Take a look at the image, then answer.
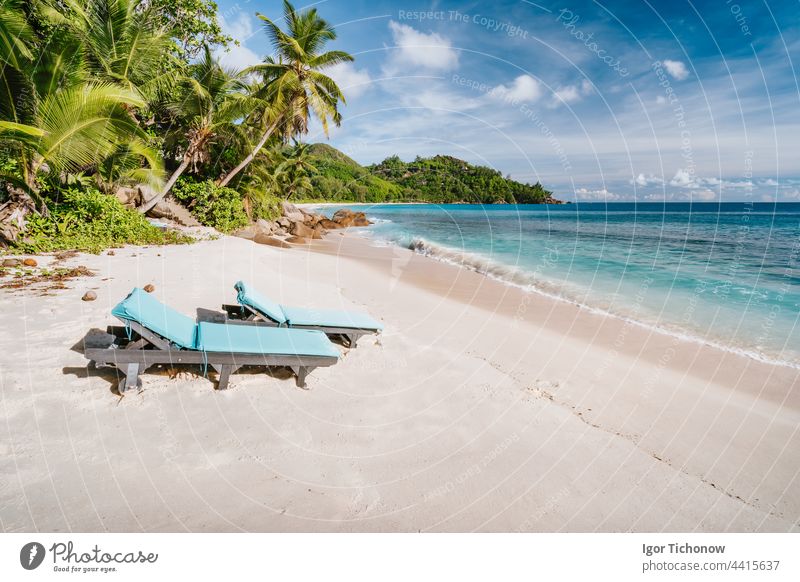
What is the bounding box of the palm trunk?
[216,119,280,188]
[138,155,191,214]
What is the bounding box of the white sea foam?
[399,236,800,370]
[407,237,540,289]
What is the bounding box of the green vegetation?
[298,146,557,204]
[215,2,352,187]
[0,0,352,250]
[301,144,404,203]
[0,0,557,256]
[370,155,556,204]
[16,188,189,253]
[172,179,248,233]
[148,0,232,60]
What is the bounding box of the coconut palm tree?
[273,143,315,200]
[216,0,353,187]
[0,84,151,185]
[37,0,175,95]
[36,0,176,194]
[138,46,249,213]
[0,1,160,242]
[0,1,157,188]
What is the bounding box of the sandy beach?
[1,231,798,532]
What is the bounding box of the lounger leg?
[294,366,314,389]
[119,362,140,394]
[345,333,361,348]
[217,364,233,390]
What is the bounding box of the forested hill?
[369,155,559,204]
[306,145,560,204]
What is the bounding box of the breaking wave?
[400,236,800,370]
[407,237,540,289]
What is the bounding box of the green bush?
[172,178,249,232]
[15,188,191,254]
[248,191,282,221]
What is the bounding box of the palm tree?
[139,46,249,213]
[216,0,352,188]
[0,84,150,185]
[38,0,177,194]
[273,143,315,200]
[38,0,175,95]
[0,1,160,242]
[0,1,157,189]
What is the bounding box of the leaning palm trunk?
[216,118,280,188]
[138,155,191,214]
[0,190,36,246]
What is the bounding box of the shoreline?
[343,231,800,372]
[0,232,798,532]
[312,231,800,411]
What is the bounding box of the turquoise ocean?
[315,202,800,367]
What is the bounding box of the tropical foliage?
[16,188,189,253]
[139,45,248,212]
[301,146,557,204]
[171,178,248,233]
[0,0,556,253]
[370,155,556,204]
[0,0,352,249]
[216,0,352,187]
[0,0,163,195]
[303,144,403,203]
[148,0,232,60]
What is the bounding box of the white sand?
[0,232,798,532]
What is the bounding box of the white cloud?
[215,13,262,70]
[662,59,689,81]
[489,75,541,104]
[555,85,581,104]
[574,187,620,200]
[669,168,757,191]
[722,180,754,189]
[549,79,593,107]
[409,88,479,111]
[327,62,372,99]
[655,95,666,105]
[670,168,695,187]
[631,173,664,186]
[386,21,458,72]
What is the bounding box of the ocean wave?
[407,237,540,288]
[398,236,800,370]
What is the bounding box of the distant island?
[304,144,561,205]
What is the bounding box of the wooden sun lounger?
[225,281,384,349]
[221,303,375,348]
[85,322,338,393]
[83,288,339,393]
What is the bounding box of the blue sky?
[213,0,799,201]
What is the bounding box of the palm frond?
[35,82,145,174]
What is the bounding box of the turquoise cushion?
[197,322,339,358]
[111,288,198,349]
[280,305,384,331]
[235,280,287,324]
